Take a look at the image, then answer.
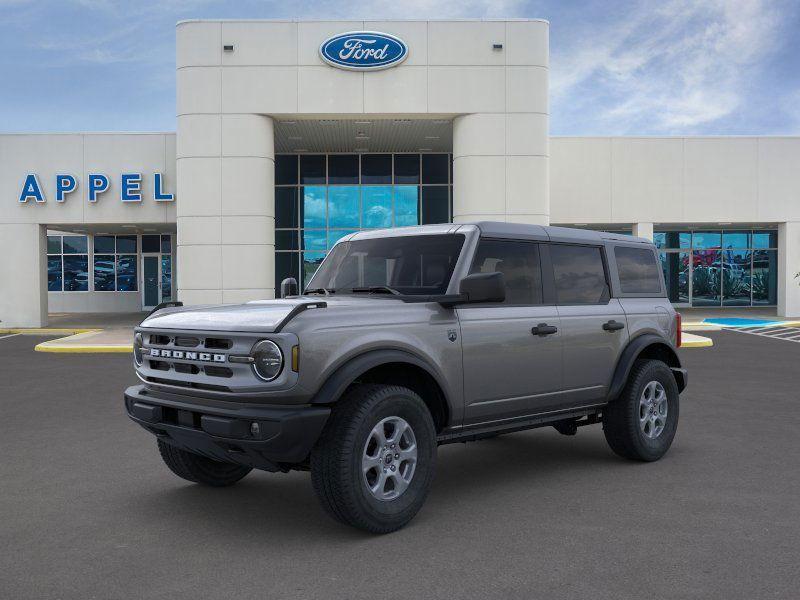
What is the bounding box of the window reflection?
[691,250,721,306]
[394,185,419,226]
[362,186,392,228]
[328,186,359,228]
[302,186,326,229]
[659,251,689,303]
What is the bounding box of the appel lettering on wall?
[18,173,175,204]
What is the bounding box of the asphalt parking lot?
[2,331,798,600]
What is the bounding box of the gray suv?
[125,222,686,533]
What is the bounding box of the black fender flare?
[606,334,685,402]
[309,348,450,407]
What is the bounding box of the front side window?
[307,234,465,296]
[551,244,608,305]
[470,240,542,305]
[615,246,662,294]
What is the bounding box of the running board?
[437,405,605,445]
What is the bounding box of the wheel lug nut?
[390,465,396,471]
[395,454,399,459]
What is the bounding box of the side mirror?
[280,277,298,298]
[458,272,505,304]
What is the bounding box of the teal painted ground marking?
[703,318,781,327]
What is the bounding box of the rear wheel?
[603,359,679,461]
[157,439,252,486]
[311,384,437,534]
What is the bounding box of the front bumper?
[124,385,330,471]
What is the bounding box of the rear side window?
[615,246,662,294]
[550,244,608,304]
[470,240,542,305]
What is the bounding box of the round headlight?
[251,340,284,382]
[133,333,144,366]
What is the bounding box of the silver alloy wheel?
[362,416,418,501]
[639,380,668,439]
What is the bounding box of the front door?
[458,239,563,427]
[142,255,160,309]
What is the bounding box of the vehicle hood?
[139,295,411,333]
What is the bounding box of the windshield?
[306,234,465,296]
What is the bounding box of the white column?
[0,224,47,327]
[778,222,800,318]
[452,113,549,225]
[177,114,275,305]
[632,222,654,241]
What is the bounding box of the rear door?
[545,243,628,407]
[458,239,563,427]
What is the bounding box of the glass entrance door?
[142,255,160,309]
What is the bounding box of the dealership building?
[1,18,799,327]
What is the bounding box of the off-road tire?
[157,439,252,486]
[311,384,437,534]
[603,359,680,462]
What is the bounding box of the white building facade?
[1,19,798,327]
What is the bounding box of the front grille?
[175,336,201,347]
[205,337,233,350]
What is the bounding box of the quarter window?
[550,245,608,305]
[614,246,662,294]
[470,240,542,305]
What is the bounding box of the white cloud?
[551,0,791,133]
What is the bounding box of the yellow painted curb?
[681,333,713,348]
[35,343,132,353]
[0,328,100,335]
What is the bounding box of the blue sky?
[1,0,798,135]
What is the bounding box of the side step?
[437,404,605,445]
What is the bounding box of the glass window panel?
[275,155,298,185]
[362,186,392,228]
[752,249,777,305]
[722,249,751,306]
[63,255,89,291]
[47,256,62,291]
[300,154,326,184]
[722,230,750,249]
[550,245,609,304]
[614,247,662,294]
[302,186,326,229]
[660,251,689,303]
[275,187,299,228]
[361,154,392,184]
[752,230,778,249]
[691,250,721,306]
[328,230,358,249]
[470,240,542,305]
[141,234,160,253]
[47,235,62,254]
[654,231,691,249]
[328,186,360,228]
[302,252,327,288]
[161,235,172,254]
[328,155,359,184]
[62,235,88,254]
[116,255,138,291]
[161,255,172,300]
[302,230,327,251]
[94,235,115,253]
[421,186,449,224]
[394,154,420,184]
[275,252,299,291]
[116,235,137,254]
[692,231,721,249]
[421,154,448,184]
[93,255,116,291]
[394,185,419,227]
[275,229,299,251]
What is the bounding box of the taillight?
[675,312,682,348]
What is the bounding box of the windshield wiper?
[304,287,335,296]
[351,286,401,295]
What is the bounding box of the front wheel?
[157,439,252,486]
[311,384,437,534]
[603,359,680,461]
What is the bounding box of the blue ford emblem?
[319,31,408,71]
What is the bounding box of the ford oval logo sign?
[319,31,408,71]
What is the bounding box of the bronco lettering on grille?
[148,348,226,363]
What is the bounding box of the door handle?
[531,323,558,336]
[603,320,625,332]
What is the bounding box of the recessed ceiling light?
[419,147,433,152]
[288,136,302,140]
[320,119,338,125]
[293,148,308,152]
[121,225,137,229]
[394,119,412,124]
[280,120,297,125]
[355,134,370,140]
[355,120,372,125]
[354,147,369,152]
[425,136,440,140]
[432,119,450,125]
